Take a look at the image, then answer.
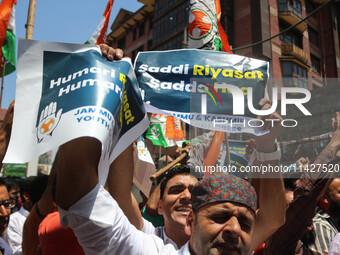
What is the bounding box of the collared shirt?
[156,227,179,250]
[309,209,340,254]
[178,242,190,254]
[4,206,29,255]
[329,233,340,255]
[142,219,179,250]
[59,184,183,255]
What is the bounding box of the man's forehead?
[201,201,255,220]
[166,174,198,188]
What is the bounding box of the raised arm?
[107,144,144,230]
[249,98,286,252]
[56,137,178,254]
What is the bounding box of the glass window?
[283,62,292,76]
[282,61,308,88]
[298,66,302,77]
[279,21,303,48]
[133,29,136,41]
[279,0,287,11]
[139,23,145,37]
[279,0,302,18]
[117,37,125,49]
[308,26,319,47]
[311,54,321,73]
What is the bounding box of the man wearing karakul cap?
[180,175,257,255]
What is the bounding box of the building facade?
[223,0,340,89]
[107,0,340,145]
[106,0,154,62]
[151,0,189,50]
[109,0,339,89]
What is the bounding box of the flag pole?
[25,0,37,39]
[150,151,188,181]
[0,59,6,110]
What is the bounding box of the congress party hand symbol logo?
[36,102,63,143]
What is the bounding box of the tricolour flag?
[145,114,175,148]
[188,0,230,53]
[86,0,114,45]
[0,0,17,75]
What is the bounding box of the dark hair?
[283,170,301,191]
[22,175,48,205]
[3,177,20,192]
[159,165,194,199]
[0,178,7,189]
[285,187,294,193]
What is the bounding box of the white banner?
[4,39,149,184]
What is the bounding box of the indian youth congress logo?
[36,102,63,143]
[189,8,213,40]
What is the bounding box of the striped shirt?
[309,209,339,254]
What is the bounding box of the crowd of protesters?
[0,45,338,255]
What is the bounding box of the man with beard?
[309,178,340,254]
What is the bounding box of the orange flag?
[86,0,114,45]
[165,116,184,140]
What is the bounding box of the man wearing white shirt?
[5,176,48,255]
[5,206,28,255]
[142,165,198,249]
